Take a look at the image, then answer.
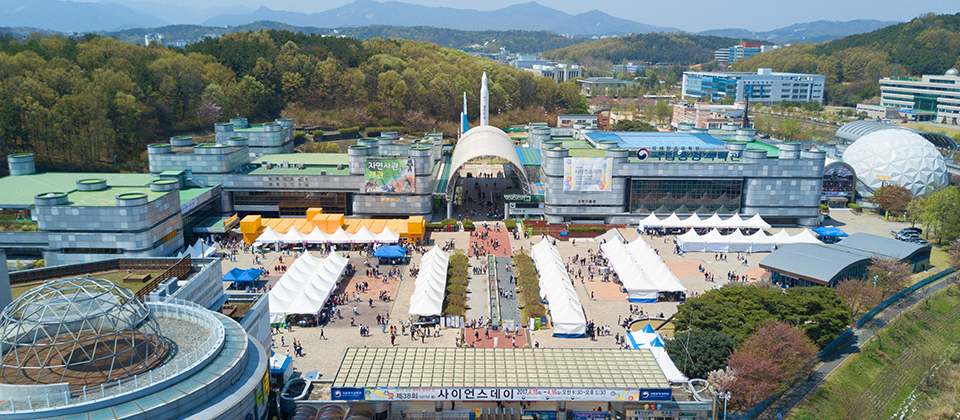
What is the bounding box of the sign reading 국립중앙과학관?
[364,158,415,194]
[563,158,613,192]
[355,387,670,401]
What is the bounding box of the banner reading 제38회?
[364,158,416,194]
[563,158,613,192]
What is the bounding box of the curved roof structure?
[842,129,948,195]
[837,120,957,156]
[446,125,531,199]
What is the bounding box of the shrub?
[293,130,306,139]
[448,276,469,286]
[820,204,828,210]
[568,226,606,233]
[312,130,324,138]
[444,294,465,308]
[426,222,442,230]
[339,126,360,135]
[447,266,467,277]
[365,126,407,137]
[504,219,517,230]
[522,302,546,319]
[847,203,862,211]
[462,219,474,230]
[446,284,467,295]
[443,304,465,317]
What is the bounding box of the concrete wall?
[238,293,271,353]
[168,257,224,309]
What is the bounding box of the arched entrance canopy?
[445,125,532,200]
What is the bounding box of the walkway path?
[756,273,957,419]
[494,256,521,323]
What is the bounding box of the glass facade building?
[682,69,825,104]
[879,69,960,122]
[628,179,743,214]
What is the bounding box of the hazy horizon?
[85,0,960,32]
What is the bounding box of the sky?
[119,0,959,32]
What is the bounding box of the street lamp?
[721,391,732,420]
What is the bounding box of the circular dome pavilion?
[841,130,949,195]
[0,278,168,389]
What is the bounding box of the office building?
[879,68,960,122]
[682,69,825,104]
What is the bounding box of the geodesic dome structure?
[841,130,949,196]
[0,278,167,389]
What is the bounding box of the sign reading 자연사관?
[563,158,613,192]
[364,158,416,193]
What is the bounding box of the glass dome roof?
[0,278,168,388]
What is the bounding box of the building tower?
[480,72,489,126]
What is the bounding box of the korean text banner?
[563,158,613,192]
[365,158,416,193]
[362,387,664,402]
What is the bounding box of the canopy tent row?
[268,251,349,323]
[408,246,451,317]
[254,226,402,244]
[677,228,821,253]
[624,239,687,295]
[599,240,658,302]
[177,239,218,259]
[638,212,771,230]
[532,239,587,338]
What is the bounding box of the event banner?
[563,158,613,192]
[351,387,670,402]
[364,158,416,194]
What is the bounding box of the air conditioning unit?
[320,170,327,176]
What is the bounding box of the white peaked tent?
[281,227,307,243]
[701,229,730,253]
[628,323,686,383]
[724,214,747,228]
[305,226,329,244]
[351,226,377,244]
[769,229,794,246]
[791,229,822,244]
[600,240,658,302]
[376,227,400,244]
[408,247,450,316]
[679,213,703,228]
[268,251,348,323]
[255,226,283,243]
[659,213,683,227]
[327,227,352,244]
[532,239,586,337]
[726,229,751,252]
[639,213,662,228]
[747,230,776,252]
[744,214,772,229]
[625,239,687,294]
[700,213,725,228]
[180,239,217,259]
[676,229,704,252]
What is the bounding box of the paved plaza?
[214,209,908,380]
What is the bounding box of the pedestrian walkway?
[494,256,521,323]
[464,327,527,348]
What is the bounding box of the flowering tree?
[835,279,883,320]
[868,256,912,297]
[198,101,222,123]
[724,322,818,410]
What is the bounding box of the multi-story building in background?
[682,69,825,104]
[879,68,960,122]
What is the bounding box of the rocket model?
[480,72,489,126]
[460,92,469,136]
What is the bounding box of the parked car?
[906,238,930,246]
[896,232,919,241]
[901,227,922,234]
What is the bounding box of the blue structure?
[585,132,727,151]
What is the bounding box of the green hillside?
[543,32,757,65]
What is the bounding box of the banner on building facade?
[337,387,670,402]
[364,158,416,193]
[563,158,613,192]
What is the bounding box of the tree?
[949,238,960,268]
[610,119,657,132]
[654,100,672,125]
[778,118,804,140]
[911,185,960,244]
[870,184,913,217]
[197,101,221,123]
[835,279,883,320]
[868,256,913,296]
[665,330,736,380]
[725,322,818,410]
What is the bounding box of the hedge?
[446,284,467,295]
[504,219,517,230]
[462,219,474,230]
[444,294,465,308]
[339,126,360,135]
[522,302,546,320]
[365,126,407,136]
[426,223,443,230]
[820,203,828,210]
[448,276,469,286]
[848,203,863,211]
[312,130,324,138]
[293,130,306,139]
[568,226,606,233]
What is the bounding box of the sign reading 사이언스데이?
[563,158,613,192]
[364,158,416,194]
[334,387,671,402]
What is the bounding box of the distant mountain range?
[698,19,899,44]
[0,0,900,41]
[201,0,678,36]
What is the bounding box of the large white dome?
[842,130,948,195]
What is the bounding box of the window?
[628,179,743,214]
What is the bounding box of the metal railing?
[0,298,225,413]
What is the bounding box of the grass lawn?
[790,284,960,419]
[9,270,165,300]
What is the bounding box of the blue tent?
[813,226,849,238]
[222,267,246,282]
[238,268,263,282]
[374,245,407,258]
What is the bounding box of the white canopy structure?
[600,240,658,302]
[624,239,687,294]
[628,323,686,383]
[268,251,348,323]
[254,226,283,243]
[305,227,329,244]
[179,239,217,259]
[351,226,377,244]
[327,227,353,244]
[677,228,820,252]
[281,227,307,243]
[408,247,450,317]
[532,239,586,338]
[637,213,772,230]
[376,227,400,244]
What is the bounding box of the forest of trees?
[732,13,960,106]
[544,32,751,66]
[0,30,584,173]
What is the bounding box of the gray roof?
[835,233,931,260]
[836,120,957,152]
[759,243,871,285]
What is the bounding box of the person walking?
[390,333,396,346]
[319,328,325,340]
